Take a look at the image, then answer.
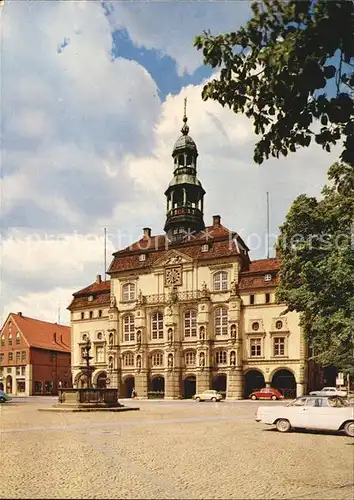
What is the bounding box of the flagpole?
[266,191,270,259]
[104,228,107,279]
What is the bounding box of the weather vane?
[181,97,189,135]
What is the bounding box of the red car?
[249,388,284,400]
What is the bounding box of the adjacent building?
[68,107,308,399]
[0,312,71,396]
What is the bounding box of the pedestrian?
[131,388,136,398]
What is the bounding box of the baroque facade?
[68,105,307,399]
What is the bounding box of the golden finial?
[181,97,189,135]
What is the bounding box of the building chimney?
[17,312,22,316]
[96,274,102,284]
[212,215,221,227]
[143,227,151,238]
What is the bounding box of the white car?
[256,395,354,437]
[310,387,347,397]
[193,390,223,402]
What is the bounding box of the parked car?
[255,395,354,437]
[193,390,223,402]
[309,387,347,397]
[0,390,12,403]
[249,388,284,401]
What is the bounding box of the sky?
[0,0,341,325]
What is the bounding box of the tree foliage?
[275,162,354,374]
[194,0,354,166]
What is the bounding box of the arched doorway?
[122,376,135,398]
[96,372,107,389]
[5,375,12,394]
[272,369,296,399]
[244,370,265,398]
[150,375,165,398]
[212,374,227,396]
[184,376,196,399]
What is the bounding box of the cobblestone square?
[1,398,353,499]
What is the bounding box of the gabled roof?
[239,258,280,290]
[67,279,110,311]
[108,223,250,274]
[2,313,71,353]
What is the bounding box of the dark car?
[0,390,12,403]
[249,387,284,400]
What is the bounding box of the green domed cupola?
[164,98,206,242]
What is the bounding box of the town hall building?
[68,105,308,399]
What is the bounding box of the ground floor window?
[34,381,42,393]
[16,380,25,393]
[44,381,53,394]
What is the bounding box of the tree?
[275,162,354,375]
[194,0,354,166]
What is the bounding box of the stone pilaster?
[165,369,181,399]
[196,368,210,393]
[135,369,149,399]
[227,367,243,399]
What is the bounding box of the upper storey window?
[213,271,228,292]
[123,314,135,342]
[184,310,197,338]
[122,283,136,302]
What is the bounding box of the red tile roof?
[239,258,280,290]
[5,313,71,353]
[67,279,111,311]
[108,224,250,274]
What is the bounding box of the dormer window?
[88,295,93,302]
[264,274,272,282]
[139,254,146,262]
[201,244,209,252]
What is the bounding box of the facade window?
[88,295,93,302]
[213,271,228,291]
[8,352,13,362]
[81,312,85,320]
[215,350,227,365]
[8,334,12,346]
[0,367,3,375]
[16,332,21,345]
[17,380,25,393]
[0,353,3,363]
[123,315,135,342]
[81,348,86,361]
[122,283,136,301]
[265,293,270,304]
[252,321,260,331]
[16,366,21,376]
[97,332,103,340]
[98,310,102,318]
[274,337,285,356]
[264,274,272,282]
[214,307,228,336]
[139,254,146,262]
[21,351,26,362]
[96,346,104,363]
[34,381,42,393]
[250,338,262,357]
[16,351,21,362]
[201,244,209,252]
[184,310,197,338]
[151,352,163,367]
[7,367,11,373]
[82,334,88,341]
[21,366,25,376]
[89,311,93,319]
[250,294,255,305]
[1,335,4,347]
[185,351,196,366]
[151,312,164,340]
[123,352,134,367]
[276,320,283,330]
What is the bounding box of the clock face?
[165,266,182,286]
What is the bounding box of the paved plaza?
[0,398,353,499]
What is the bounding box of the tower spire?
[181,97,189,136]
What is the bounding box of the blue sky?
[0,0,341,323]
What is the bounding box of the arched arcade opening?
[271,369,296,399]
[149,375,165,399]
[212,374,227,396]
[183,375,196,399]
[244,370,265,398]
[122,376,135,398]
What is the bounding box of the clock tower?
[164,98,206,242]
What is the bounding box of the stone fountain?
[39,338,138,413]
